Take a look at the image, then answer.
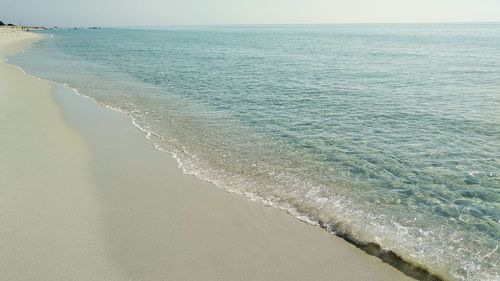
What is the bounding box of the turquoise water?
[10,24,500,280]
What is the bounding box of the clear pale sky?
[2,0,500,27]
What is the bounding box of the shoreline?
[1,28,418,280]
[28,59,444,281]
[50,59,443,281]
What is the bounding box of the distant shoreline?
[5,21,499,31]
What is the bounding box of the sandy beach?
[0,27,416,281]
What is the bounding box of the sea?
[9,24,500,281]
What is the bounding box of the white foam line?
[10,56,368,243]
[4,34,342,235]
[3,40,374,242]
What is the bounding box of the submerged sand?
[0,27,414,281]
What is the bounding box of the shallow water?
[10,24,500,280]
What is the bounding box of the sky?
[2,0,500,27]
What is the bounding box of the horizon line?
[40,20,500,29]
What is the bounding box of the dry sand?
[0,27,415,281]
[0,27,123,280]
